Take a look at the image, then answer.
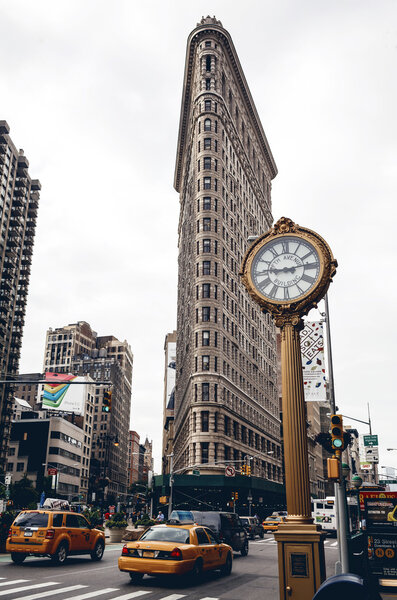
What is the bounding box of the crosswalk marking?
[19,585,88,600]
[63,589,119,600]
[104,592,151,600]
[200,597,219,600]
[0,579,29,587]
[158,595,186,600]
[0,582,58,596]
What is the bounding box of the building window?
[205,55,212,71]
[204,100,211,111]
[202,330,210,346]
[203,217,211,231]
[202,383,209,401]
[204,118,211,131]
[203,239,211,253]
[214,384,218,401]
[203,157,211,169]
[201,411,209,432]
[214,412,218,432]
[201,442,209,463]
[202,307,210,321]
[203,261,211,275]
[203,197,211,210]
[7,447,15,456]
[204,138,211,150]
[205,78,211,90]
[202,284,210,298]
[205,41,211,47]
[17,463,24,472]
[202,355,210,370]
[203,177,211,189]
[6,462,13,471]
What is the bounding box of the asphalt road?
[0,534,345,600]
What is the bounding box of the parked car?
[262,515,286,533]
[169,510,249,556]
[240,516,264,539]
[6,508,105,564]
[119,523,233,583]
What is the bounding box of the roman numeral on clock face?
[281,241,289,253]
[301,273,315,284]
[284,287,290,300]
[269,284,278,298]
[259,278,271,290]
[269,246,278,258]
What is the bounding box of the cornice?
[174,22,278,192]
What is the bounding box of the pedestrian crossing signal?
[102,390,112,412]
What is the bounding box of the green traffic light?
[333,438,343,448]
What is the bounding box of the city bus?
[312,496,337,535]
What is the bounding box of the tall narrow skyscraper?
[0,121,40,469]
[173,18,283,484]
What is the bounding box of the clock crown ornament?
[240,217,337,321]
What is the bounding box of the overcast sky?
[1,0,396,474]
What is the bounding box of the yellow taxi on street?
[118,522,233,583]
[6,509,105,565]
[262,515,286,533]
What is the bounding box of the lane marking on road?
[19,584,88,600]
[0,582,58,596]
[105,592,151,600]
[199,597,219,600]
[158,595,186,600]
[63,588,120,600]
[0,579,29,586]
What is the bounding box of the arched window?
[204,118,211,131]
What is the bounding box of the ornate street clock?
[240,216,337,599]
[240,216,337,319]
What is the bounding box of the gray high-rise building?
[43,321,133,501]
[0,121,40,470]
[172,17,283,484]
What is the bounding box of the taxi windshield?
[140,527,190,544]
[265,516,279,521]
[14,512,49,528]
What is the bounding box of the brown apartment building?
[172,17,283,485]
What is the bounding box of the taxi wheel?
[220,552,232,576]
[129,572,144,584]
[91,540,105,561]
[51,542,68,565]
[240,541,249,557]
[192,558,203,579]
[11,552,26,564]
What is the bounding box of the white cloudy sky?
[1,0,396,474]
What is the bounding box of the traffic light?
[231,491,235,500]
[241,465,246,475]
[327,457,340,481]
[235,491,238,500]
[102,390,112,413]
[330,414,344,452]
[246,464,251,476]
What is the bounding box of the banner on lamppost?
[40,372,87,415]
[300,321,327,401]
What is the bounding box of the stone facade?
[172,17,282,483]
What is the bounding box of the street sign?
[365,447,379,463]
[364,435,379,447]
[192,469,200,476]
[379,480,397,485]
[360,461,373,471]
[48,468,58,476]
[225,465,236,477]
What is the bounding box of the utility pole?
[324,293,349,573]
[168,452,174,519]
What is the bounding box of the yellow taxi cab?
[262,515,286,533]
[6,508,105,565]
[118,522,233,583]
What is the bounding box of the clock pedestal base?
[274,523,326,600]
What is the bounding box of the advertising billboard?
[364,497,397,532]
[300,321,327,401]
[166,341,176,410]
[40,372,86,415]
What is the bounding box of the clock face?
[250,236,321,302]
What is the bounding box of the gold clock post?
[240,217,337,600]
